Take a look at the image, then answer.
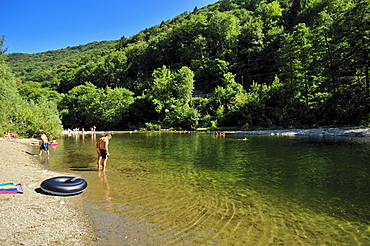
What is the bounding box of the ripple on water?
[83,168,370,245]
[54,133,370,245]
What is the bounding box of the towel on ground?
[0,183,24,194]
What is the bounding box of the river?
[33,132,370,245]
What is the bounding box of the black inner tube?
[41,176,87,194]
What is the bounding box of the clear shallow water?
[33,133,370,245]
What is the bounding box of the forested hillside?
[6,41,117,85]
[4,0,370,133]
[0,39,62,137]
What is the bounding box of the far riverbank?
[63,127,370,137]
[223,127,370,137]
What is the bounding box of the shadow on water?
[69,166,98,172]
[31,132,370,245]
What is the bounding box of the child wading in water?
[39,132,49,156]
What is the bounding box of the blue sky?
[3,0,217,54]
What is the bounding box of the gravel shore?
[226,127,370,137]
[0,139,97,246]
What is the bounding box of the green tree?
[92,52,127,88]
[165,14,208,65]
[60,82,134,129]
[256,0,284,28]
[278,23,313,124]
[210,72,245,126]
[148,66,197,129]
[191,58,230,93]
[206,11,241,59]
[17,80,62,103]
[332,0,370,94]
[233,13,265,87]
[60,82,98,128]
[89,86,134,128]
[0,37,62,136]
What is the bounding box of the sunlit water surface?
[33,133,370,245]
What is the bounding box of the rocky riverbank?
[225,127,370,137]
[0,139,97,246]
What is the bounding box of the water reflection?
[38,155,50,169]
[36,133,370,245]
[97,171,112,206]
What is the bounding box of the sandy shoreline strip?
[0,139,97,246]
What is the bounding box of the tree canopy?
[0,37,62,137]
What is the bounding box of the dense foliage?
[0,38,62,137]
[4,0,370,131]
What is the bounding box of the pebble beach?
[0,139,97,246]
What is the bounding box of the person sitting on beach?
[3,132,10,139]
[39,132,49,156]
[10,132,18,139]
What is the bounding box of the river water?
[33,132,370,245]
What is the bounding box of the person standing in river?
[38,132,49,156]
[96,134,105,169]
[96,134,112,171]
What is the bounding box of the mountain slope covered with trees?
[3,0,370,134]
[0,39,62,137]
